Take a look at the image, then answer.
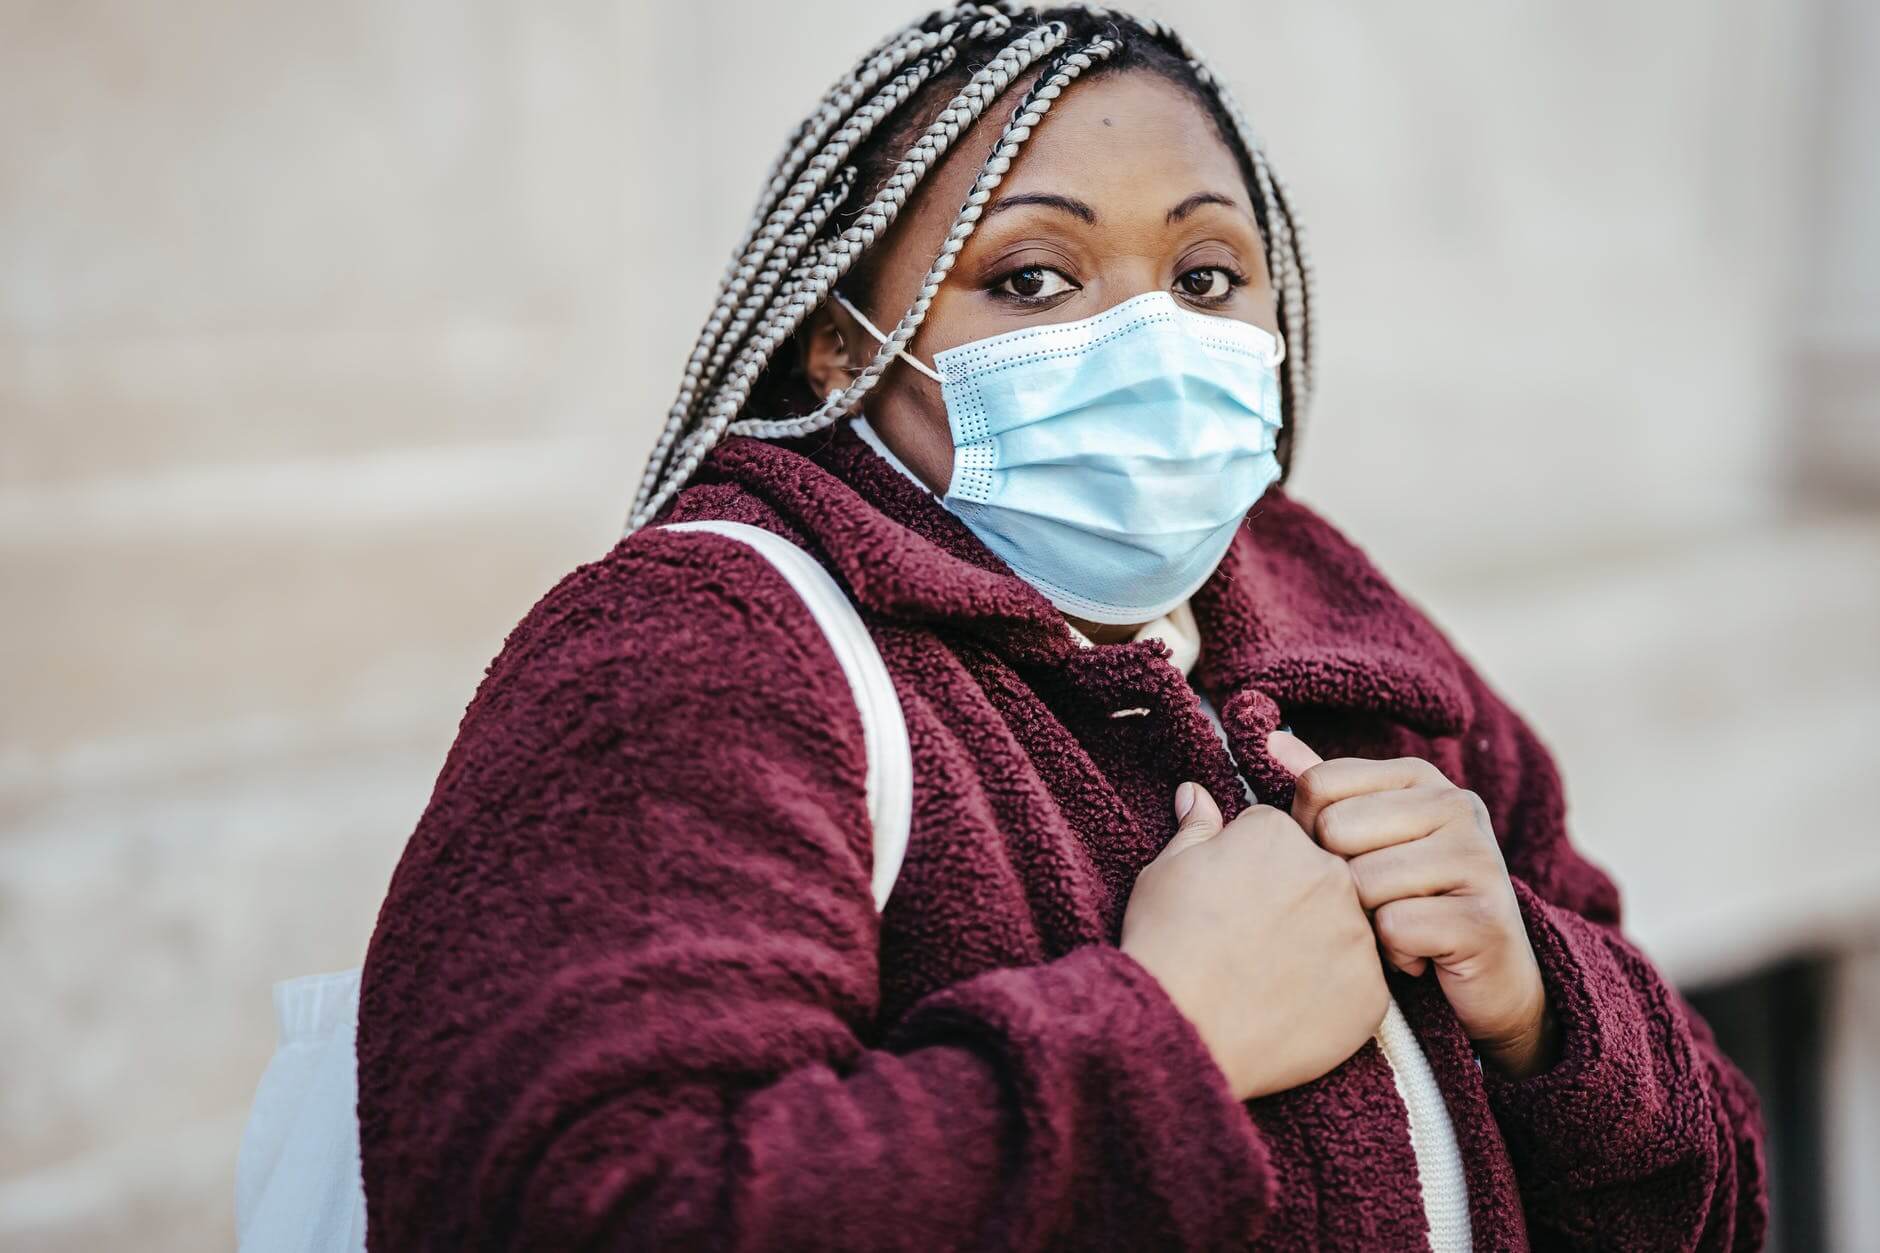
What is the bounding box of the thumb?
[1157,780,1225,860]
[1266,728,1324,777]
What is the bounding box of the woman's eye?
[994,265,1077,301]
[1176,267,1238,301]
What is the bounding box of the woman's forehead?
[915,70,1254,233]
[1007,74,1247,201]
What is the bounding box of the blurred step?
[0,1108,248,1253]
[1,325,631,487]
[0,435,631,808]
[0,743,438,1227]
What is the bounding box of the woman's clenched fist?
[1122,781,1389,1101]
[1268,731,1557,1078]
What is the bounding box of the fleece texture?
[357,419,1767,1251]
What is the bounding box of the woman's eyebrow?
[982,192,1098,224]
[1166,191,1242,223]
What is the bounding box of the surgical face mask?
[832,289,1286,625]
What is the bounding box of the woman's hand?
[1122,781,1390,1101]
[1267,731,1558,1079]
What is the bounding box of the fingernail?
[1175,781,1197,821]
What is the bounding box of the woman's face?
[807,69,1279,502]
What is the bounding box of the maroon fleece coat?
[357,419,1767,1251]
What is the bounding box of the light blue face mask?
[833,289,1286,625]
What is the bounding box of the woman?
[357,5,1766,1249]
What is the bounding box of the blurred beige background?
[3,1,1877,1249]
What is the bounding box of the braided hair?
[625,2,1315,534]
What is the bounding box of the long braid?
[629,16,971,519]
[709,168,859,398]
[627,3,1317,533]
[693,56,945,407]
[630,18,1070,527]
[1149,24,1316,425]
[1262,160,1315,407]
[642,21,1067,504]
[733,32,1117,440]
[739,16,947,245]
[644,23,1068,512]
[633,6,1026,521]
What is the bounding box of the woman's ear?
[800,306,856,401]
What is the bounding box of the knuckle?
[1341,856,1370,901]
[1213,815,1256,851]
[1373,899,1426,952]
[1212,826,1264,873]
[1315,804,1349,852]
[1227,803,1269,831]
[1208,825,1250,865]
[1465,830,1509,877]
[1460,892,1503,936]
[1439,844,1486,891]
[1173,816,1202,840]
[1430,815,1478,860]
[1244,804,1299,841]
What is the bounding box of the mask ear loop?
[832,291,945,385]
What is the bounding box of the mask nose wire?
[831,291,946,386]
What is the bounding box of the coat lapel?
[1187,490,1476,810]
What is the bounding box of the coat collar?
[1186,482,1476,739]
[676,421,1473,739]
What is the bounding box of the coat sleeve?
[1456,671,1768,1252]
[356,530,1272,1252]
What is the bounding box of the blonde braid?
[733,33,1118,439]
[629,17,1069,527]
[692,56,944,407]
[1153,25,1316,421]
[629,16,971,519]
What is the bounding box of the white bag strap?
[662,519,912,909]
[236,521,913,1253]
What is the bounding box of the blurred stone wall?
[2,2,1875,1248]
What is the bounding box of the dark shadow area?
[1687,956,1830,1253]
